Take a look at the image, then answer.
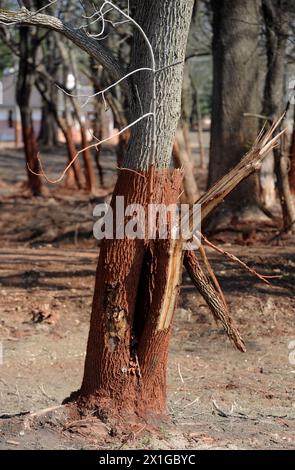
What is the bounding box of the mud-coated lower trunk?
[78,169,183,418]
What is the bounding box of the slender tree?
[16,22,43,196]
[262,0,295,233]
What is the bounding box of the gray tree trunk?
[208,0,260,222]
[262,0,295,233]
[124,0,194,170]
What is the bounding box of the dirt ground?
[0,140,294,450]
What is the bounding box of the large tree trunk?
[262,0,295,233]
[76,0,194,421]
[16,26,42,196]
[208,0,260,222]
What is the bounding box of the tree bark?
[70,98,97,193]
[208,0,260,221]
[195,88,206,169]
[38,98,59,149]
[289,106,295,194]
[16,26,42,196]
[77,0,195,420]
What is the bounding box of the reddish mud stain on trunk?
[76,167,184,421]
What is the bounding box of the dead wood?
[183,117,286,351]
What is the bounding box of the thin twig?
[200,234,280,285]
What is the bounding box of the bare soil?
[0,141,294,450]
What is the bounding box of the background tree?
[16,0,44,196]
[262,0,295,233]
[208,0,260,224]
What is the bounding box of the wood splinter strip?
[184,250,246,352]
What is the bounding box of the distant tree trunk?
[289,106,295,194]
[173,128,199,204]
[177,65,199,203]
[181,65,193,160]
[92,114,104,187]
[70,98,97,193]
[62,123,85,190]
[208,0,260,222]
[38,98,59,149]
[80,125,97,193]
[262,0,295,232]
[35,79,85,190]
[195,88,205,169]
[16,26,42,196]
[77,0,194,420]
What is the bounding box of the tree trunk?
[173,128,199,204]
[70,97,97,193]
[195,88,206,169]
[16,26,42,196]
[38,99,59,149]
[62,123,85,191]
[75,0,194,421]
[35,79,85,190]
[262,0,295,232]
[92,118,104,187]
[289,106,295,194]
[208,0,260,221]
[80,125,97,193]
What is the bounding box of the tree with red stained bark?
[0,1,284,425]
[77,0,196,419]
[0,0,195,420]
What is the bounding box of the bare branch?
[184,250,246,352]
[194,115,287,223]
[0,5,130,100]
[28,112,154,184]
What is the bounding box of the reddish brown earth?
[0,141,294,449]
